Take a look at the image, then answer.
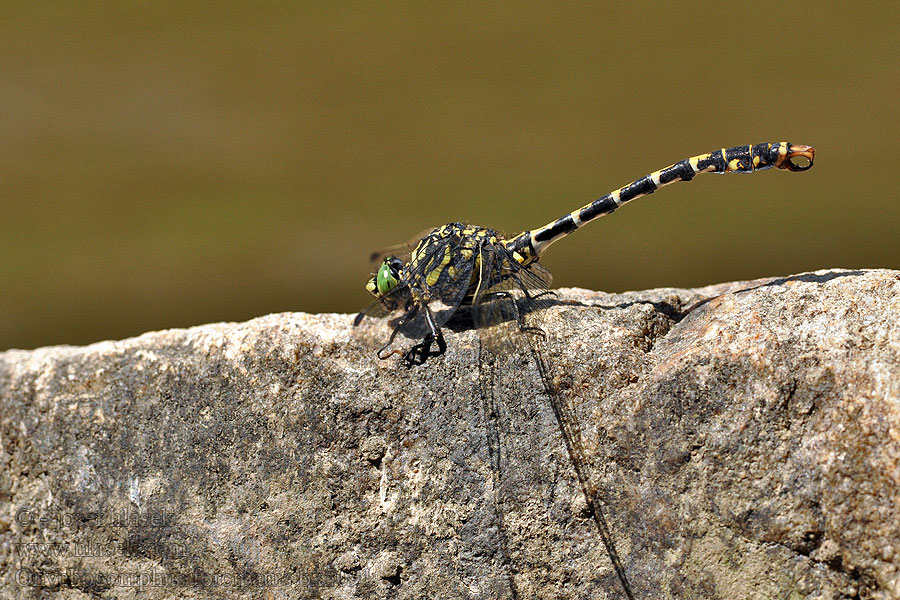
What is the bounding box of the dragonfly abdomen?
[508,142,814,262]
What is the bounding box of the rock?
[2,268,899,600]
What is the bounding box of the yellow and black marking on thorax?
[356,141,814,365]
[404,223,504,304]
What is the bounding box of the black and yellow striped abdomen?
[507,142,814,263]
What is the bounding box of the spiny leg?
[507,273,555,338]
[402,332,447,367]
[402,304,447,366]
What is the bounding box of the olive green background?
[2,4,897,350]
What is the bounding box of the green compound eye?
[375,257,403,296]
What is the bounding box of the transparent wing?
[353,283,412,325]
[472,247,555,356]
[368,227,436,265]
[522,261,552,290]
[472,253,634,596]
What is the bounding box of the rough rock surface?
[2,268,899,600]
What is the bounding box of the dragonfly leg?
[402,305,447,366]
[509,275,549,338]
[402,331,447,366]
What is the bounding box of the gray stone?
[2,268,899,599]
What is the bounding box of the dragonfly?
[355,142,814,366]
[354,141,815,598]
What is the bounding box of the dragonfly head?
[366,256,405,298]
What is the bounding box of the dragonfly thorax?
[366,222,514,303]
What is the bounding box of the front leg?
[402,329,447,367]
[402,303,448,366]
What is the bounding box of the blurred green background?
[2,4,897,350]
